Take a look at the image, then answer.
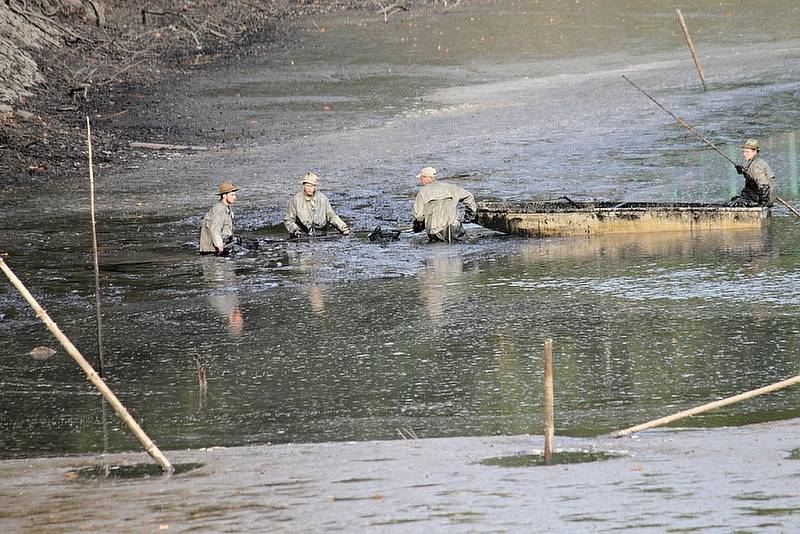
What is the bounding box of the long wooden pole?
[543,338,554,464]
[622,75,800,219]
[676,9,708,92]
[777,196,800,219]
[611,373,800,438]
[0,258,174,475]
[86,117,105,377]
[622,76,732,163]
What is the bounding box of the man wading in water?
[412,166,477,243]
[199,181,239,255]
[729,138,776,207]
[284,172,350,239]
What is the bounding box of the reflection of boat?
[475,201,770,237]
[516,226,769,264]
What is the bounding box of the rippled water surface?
[2,0,800,458]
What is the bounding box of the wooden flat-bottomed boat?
[475,200,769,237]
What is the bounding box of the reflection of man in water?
[729,139,776,207]
[200,181,238,255]
[412,166,476,243]
[307,285,326,314]
[419,255,465,321]
[201,257,244,337]
[284,173,350,239]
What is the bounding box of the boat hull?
[475,201,770,237]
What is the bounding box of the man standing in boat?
[199,181,239,255]
[412,166,477,243]
[284,172,350,239]
[729,139,776,207]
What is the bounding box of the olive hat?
[742,139,759,151]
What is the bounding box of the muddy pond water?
[3,0,800,459]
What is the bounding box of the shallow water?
[3,0,800,458]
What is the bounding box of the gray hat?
[302,172,319,186]
[742,139,759,151]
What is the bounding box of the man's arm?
[412,192,427,232]
[284,196,300,235]
[323,198,349,234]
[461,189,477,222]
[208,207,226,252]
[412,192,426,222]
[750,161,774,203]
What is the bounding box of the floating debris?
[30,346,56,360]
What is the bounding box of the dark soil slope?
[0,0,362,186]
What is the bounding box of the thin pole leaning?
[676,9,708,92]
[611,373,800,438]
[777,197,800,219]
[543,338,554,464]
[0,258,174,475]
[622,76,731,163]
[86,116,105,377]
[622,75,800,219]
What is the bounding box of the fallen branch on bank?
[129,142,210,151]
[442,0,462,11]
[372,1,407,23]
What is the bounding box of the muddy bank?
[0,0,409,186]
[2,419,800,531]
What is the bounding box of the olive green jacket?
[413,180,476,238]
[743,156,776,206]
[284,191,348,235]
[199,202,234,252]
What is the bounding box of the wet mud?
[3,0,800,529]
[2,419,800,531]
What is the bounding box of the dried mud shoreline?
[0,0,431,189]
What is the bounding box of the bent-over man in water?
[284,172,350,238]
[729,138,776,207]
[412,166,476,242]
[199,181,239,255]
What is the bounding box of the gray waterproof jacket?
[413,180,476,241]
[742,156,776,206]
[199,202,234,252]
[284,191,348,235]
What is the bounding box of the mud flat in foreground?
[2,419,800,531]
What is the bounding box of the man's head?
[302,172,319,197]
[742,139,759,161]
[218,181,239,204]
[417,166,437,186]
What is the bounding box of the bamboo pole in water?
[777,197,800,219]
[611,373,800,438]
[86,117,105,377]
[0,258,174,475]
[543,338,554,464]
[676,9,708,92]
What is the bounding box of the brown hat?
[417,166,437,179]
[742,139,759,151]
[302,172,320,186]
[218,181,239,195]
